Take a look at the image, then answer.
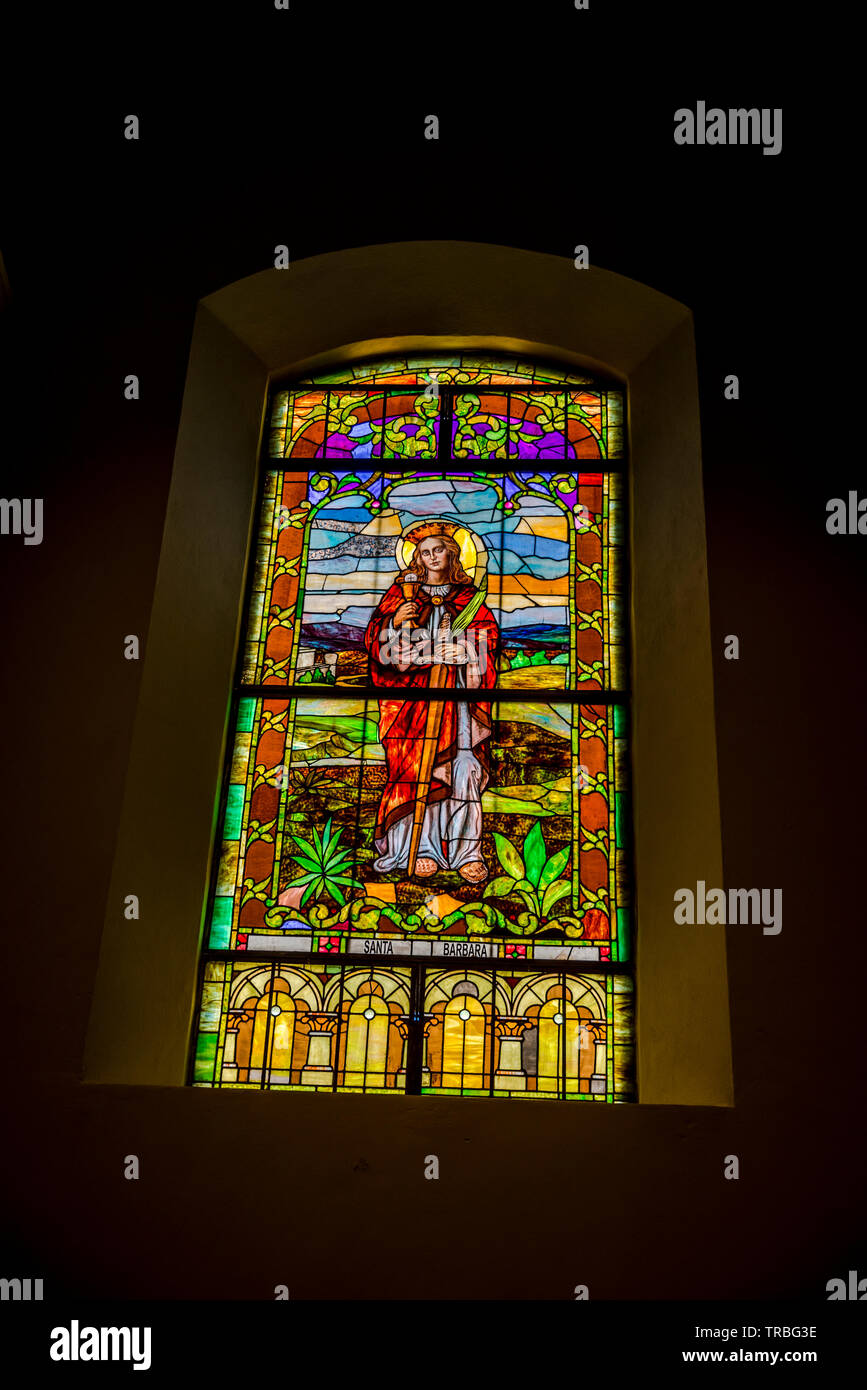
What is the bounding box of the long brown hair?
[409,534,472,585]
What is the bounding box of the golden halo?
[398,518,479,580]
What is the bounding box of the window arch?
[190,353,635,1101]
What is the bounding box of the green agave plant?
[286,817,362,909]
[483,821,577,932]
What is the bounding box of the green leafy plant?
[280,766,335,826]
[483,822,578,933]
[440,900,512,935]
[286,817,362,909]
[285,766,333,799]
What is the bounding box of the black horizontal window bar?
[236,684,629,704]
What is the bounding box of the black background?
[1,0,863,1332]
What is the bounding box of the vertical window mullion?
[406,966,426,1094]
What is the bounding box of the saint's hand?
[394,600,420,626]
[433,638,468,666]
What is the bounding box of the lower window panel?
[191,959,634,1101]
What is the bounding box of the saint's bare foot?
[458,861,488,884]
[414,858,438,878]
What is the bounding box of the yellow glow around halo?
[398,521,479,580]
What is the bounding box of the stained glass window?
[190,355,635,1100]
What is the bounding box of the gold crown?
[405,521,459,544]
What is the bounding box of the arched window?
[190,354,635,1101]
[83,243,731,1108]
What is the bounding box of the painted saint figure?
[364,522,499,884]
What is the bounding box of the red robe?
[364,583,499,847]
